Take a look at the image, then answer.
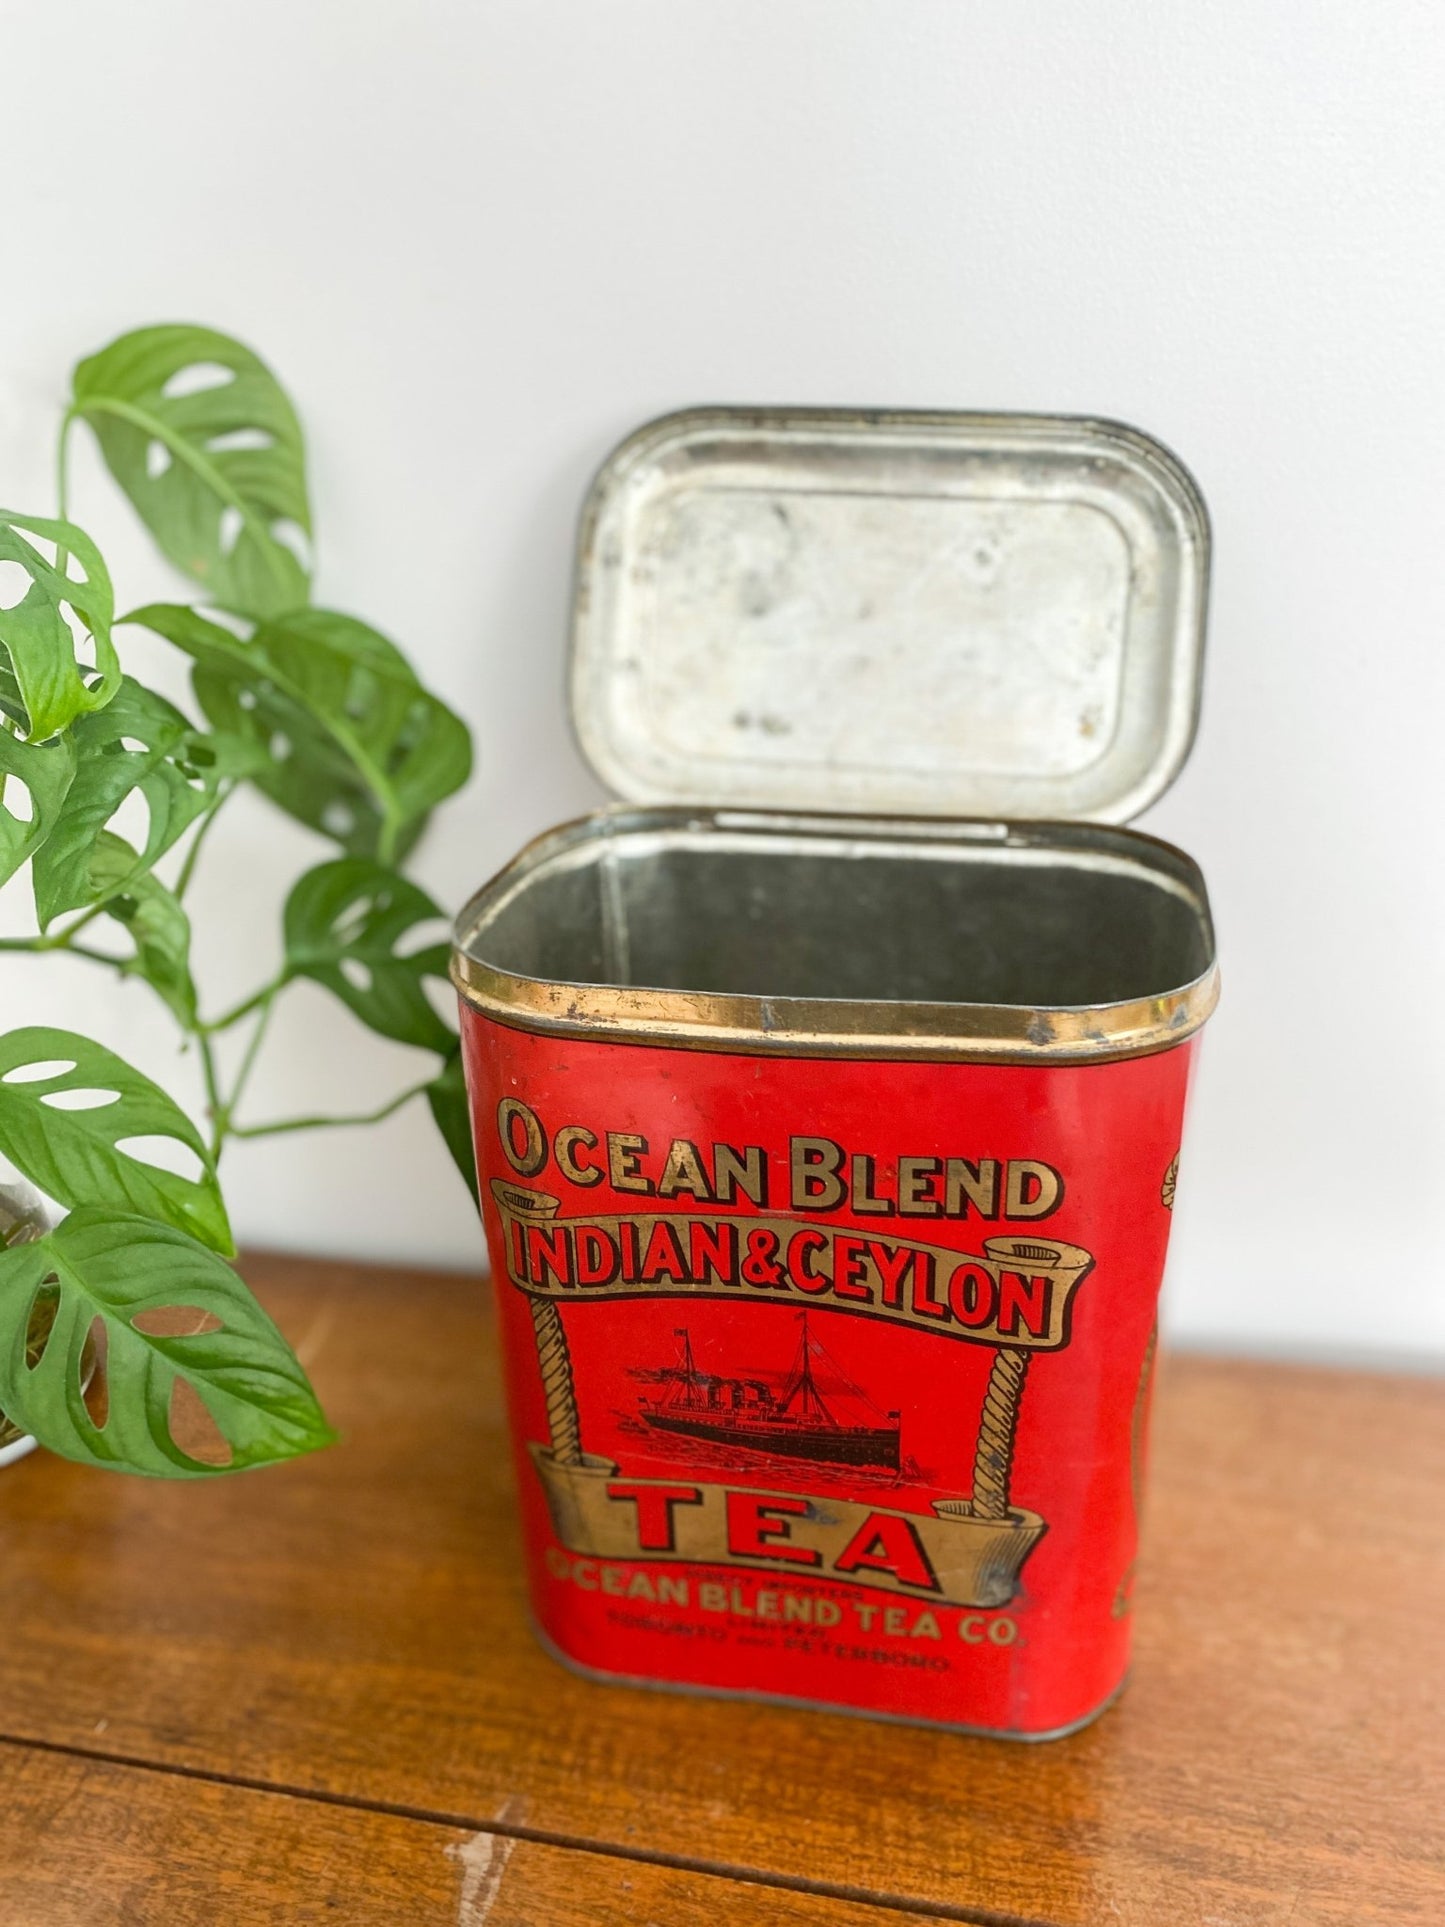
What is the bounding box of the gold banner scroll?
[492,1182,1094,1352]
[530,1447,1044,1609]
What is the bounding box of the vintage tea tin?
[452,409,1216,1739]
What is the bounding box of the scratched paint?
[447,1799,527,1926]
[447,1830,517,1926]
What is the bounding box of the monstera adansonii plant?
[0,324,474,1476]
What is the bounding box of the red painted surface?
[459,1009,1197,1738]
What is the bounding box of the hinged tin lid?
[570,408,1209,823]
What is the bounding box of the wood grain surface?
[0,1253,1440,1926]
[0,1743,940,1926]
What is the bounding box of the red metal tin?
[453,409,1217,1735]
[459,1004,1196,1737]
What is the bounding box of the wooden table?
[0,1255,1440,1925]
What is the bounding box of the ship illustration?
[635,1314,901,1470]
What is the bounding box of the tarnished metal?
[570,408,1209,824]
[452,807,1217,1064]
[454,404,1219,1739]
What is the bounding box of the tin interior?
[571,409,1209,826]
[459,811,1213,1017]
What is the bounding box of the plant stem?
[0,930,119,970]
[44,902,107,950]
[229,1077,432,1141]
[201,971,288,1035]
[55,409,75,577]
[219,992,278,1144]
[198,1032,226,1163]
[57,410,75,520]
[174,787,230,904]
[64,943,125,969]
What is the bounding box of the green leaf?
[31,677,218,927]
[251,608,471,852]
[89,832,197,1024]
[283,857,454,1052]
[0,1208,333,1476]
[185,727,273,785]
[0,512,120,739]
[0,1028,232,1255]
[128,603,471,860]
[426,1047,479,1208]
[71,325,310,620]
[0,729,76,888]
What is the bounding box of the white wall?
[2,1,1442,1362]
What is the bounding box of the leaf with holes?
[0,1208,333,1476]
[89,832,197,1024]
[187,726,274,785]
[253,608,471,851]
[0,728,76,888]
[127,603,375,851]
[426,1046,479,1208]
[0,512,120,740]
[70,325,310,620]
[129,603,470,860]
[283,857,454,1052]
[31,677,218,927]
[0,1028,232,1255]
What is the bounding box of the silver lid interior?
[569,408,1209,823]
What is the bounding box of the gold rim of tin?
[450,949,1219,1066]
[451,806,1218,1066]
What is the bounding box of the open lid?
[569,408,1209,823]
